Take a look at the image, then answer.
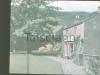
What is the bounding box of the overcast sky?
[49,1,100,12]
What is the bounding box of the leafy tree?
[11,0,62,37]
[10,0,63,51]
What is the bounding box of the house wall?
[75,23,84,39]
[63,23,84,38]
[63,23,84,57]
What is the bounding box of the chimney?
[97,6,100,13]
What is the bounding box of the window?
[63,35,74,42]
[70,35,74,41]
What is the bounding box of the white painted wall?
[63,23,84,57]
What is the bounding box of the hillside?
[10,11,90,51]
[11,11,90,31]
[84,12,100,55]
[57,11,90,27]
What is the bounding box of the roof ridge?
[63,12,97,30]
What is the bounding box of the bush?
[32,50,61,56]
[83,55,100,75]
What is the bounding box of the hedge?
[31,50,61,56]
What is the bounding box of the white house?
[62,7,100,57]
[63,22,84,58]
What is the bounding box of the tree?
[10,0,63,51]
[11,0,62,37]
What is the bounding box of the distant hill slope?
[57,11,90,27]
[12,11,90,31]
[10,11,91,51]
[84,12,100,55]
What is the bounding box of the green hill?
[84,12,100,55]
[10,11,90,51]
[57,11,90,26]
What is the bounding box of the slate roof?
[63,12,98,30]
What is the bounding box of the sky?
[49,1,100,12]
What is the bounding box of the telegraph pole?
[24,31,30,74]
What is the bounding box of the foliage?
[84,56,100,75]
[11,0,62,37]
[32,49,61,56]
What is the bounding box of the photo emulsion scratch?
[10,0,100,75]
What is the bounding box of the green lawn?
[9,54,63,74]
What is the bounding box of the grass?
[9,54,64,74]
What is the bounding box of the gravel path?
[48,56,86,75]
